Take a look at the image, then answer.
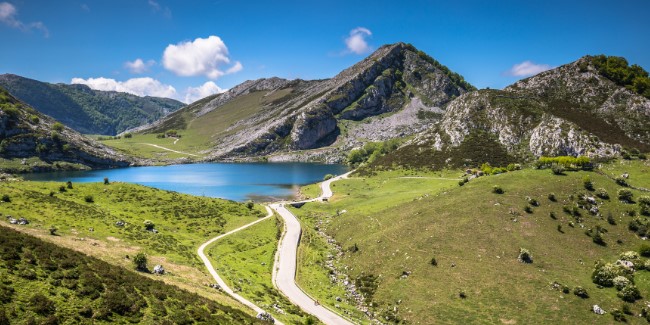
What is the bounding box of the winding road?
[198,172,354,325]
[270,172,355,325]
[197,206,286,325]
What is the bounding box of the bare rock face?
[132,42,474,162]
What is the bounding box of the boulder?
[256,312,274,323]
[153,265,165,275]
[592,305,606,315]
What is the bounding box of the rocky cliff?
[131,43,474,162]
[375,56,650,169]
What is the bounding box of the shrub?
[246,201,254,210]
[592,262,624,287]
[143,220,155,231]
[133,253,148,271]
[639,196,650,206]
[607,213,616,225]
[547,193,556,202]
[618,189,633,203]
[596,188,609,199]
[583,176,594,191]
[615,177,628,187]
[49,226,57,236]
[103,177,109,185]
[52,122,64,132]
[518,248,532,263]
[573,286,589,298]
[29,294,55,315]
[430,257,437,266]
[1,194,9,202]
[618,284,641,302]
[611,308,626,322]
[551,164,565,175]
[620,251,639,262]
[639,153,647,160]
[123,133,133,138]
[66,181,73,189]
[593,231,606,246]
[613,276,631,290]
[639,244,650,257]
[29,115,39,124]
[523,205,533,214]
[323,174,334,181]
[550,211,557,219]
[492,185,504,194]
[58,185,66,192]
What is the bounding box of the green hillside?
[0,226,264,324]
[292,158,650,323]
[0,74,184,135]
[0,178,268,310]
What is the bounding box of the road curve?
[270,172,355,325]
[197,206,285,325]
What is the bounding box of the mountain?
[0,86,134,171]
[0,74,184,135]
[373,55,650,169]
[127,43,475,162]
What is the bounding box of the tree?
[133,253,148,271]
[104,177,109,185]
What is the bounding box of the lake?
[24,163,349,202]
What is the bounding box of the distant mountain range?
[129,43,649,166]
[0,74,184,136]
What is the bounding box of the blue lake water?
[24,163,349,202]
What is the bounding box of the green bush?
[613,276,631,290]
[611,308,626,322]
[615,177,629,187]
[573,286,589,299]
[618,189,633,203]
[547,193,556,202]
[1,194,9,203]
[592,262,624,287]
[589,54,650,99]
[551,164,565,175]
[323,174,334,181]
[143,220,155,231]
[29,114,39,124]
[52,122,64,132]
[618,284,641,302]
[596,188,609,199]
[523,205,533,214]
[84,195,94,203]
[103,177,109,185]
[430,257,437,266]
[518,248,532,263]
[492,185,504,194]
[133,253,148,271]
[583,176,594,191]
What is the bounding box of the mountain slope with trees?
[0,74,184,135]
[0,86,134,172]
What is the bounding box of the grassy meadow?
[0,179,267,310]
[292,159,650,324]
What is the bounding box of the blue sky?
[1,0,649,103]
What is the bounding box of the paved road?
[270,172,355,325]
[197,206,285,325]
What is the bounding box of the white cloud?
[124,58,156,74]
[505,61,552,77]
[345,27,372,54]
[162,35,242,79]
[148,0,171,18]
[71,77,177,99]
[0,2,48,37]
[184,81,225,104]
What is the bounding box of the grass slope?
[0,226,264,324]
[0,179,266,308]
[292,160,650,324]
[105,90,289,159]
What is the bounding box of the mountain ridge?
[0,74,185,135]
